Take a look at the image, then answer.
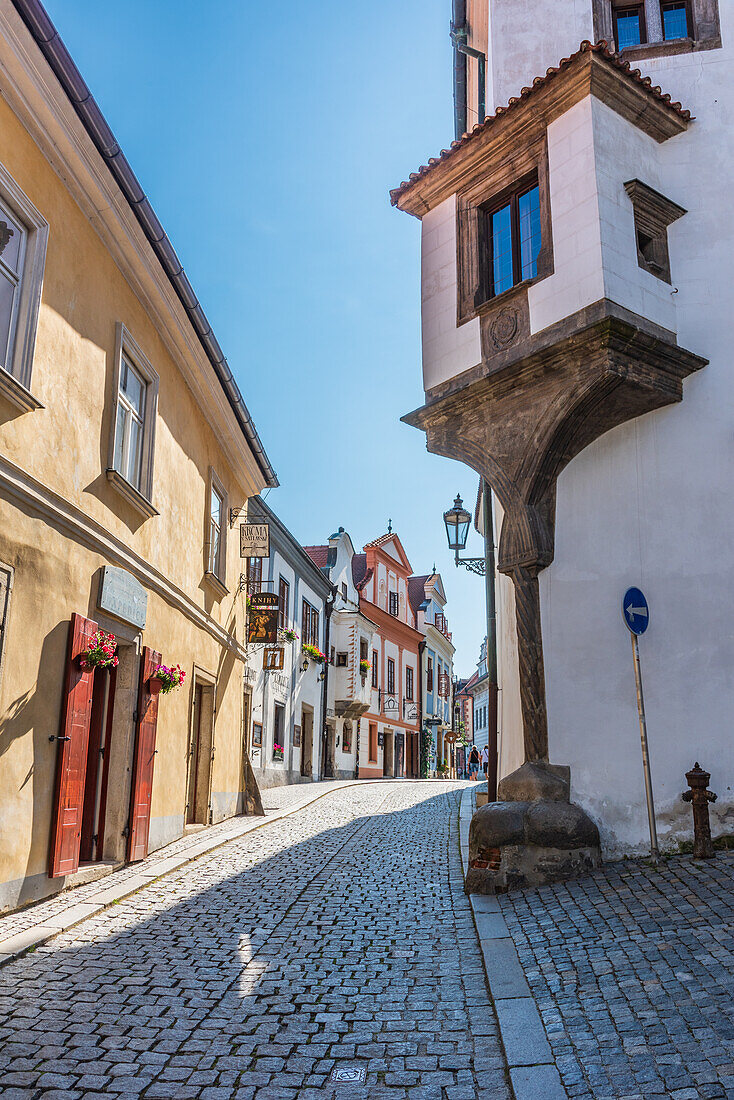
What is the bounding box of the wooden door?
[127,646,161,862]
[49,612,99,878]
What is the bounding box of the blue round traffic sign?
[622,587,649,635]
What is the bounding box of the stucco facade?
[395,2,730,854]
[0,4,275,911]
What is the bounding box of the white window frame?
[107,323,159,518]
[204,466,228,595]
[0,162,48,413]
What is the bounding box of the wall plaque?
[240,523,269,558]
[98,566,147,629]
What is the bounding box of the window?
[107,325,159,515]
[343,721,352,754]
[336,652,348,667]
[0,163,48,411]
[389,591,399,617]
[330,646,335,664]
[278,577,289,629]
[360,638,368,661]
[427,658,434,693]
[661,1,690,38]
[371,650,378,689]
[369,722,378,762]
[273,704,284,755]
[614,4,646,48]
[248,555,262,594]
[341,582,348,601]
[387,658,395,696]
[406,667,414,701]
[481,182,542,299]
[252,722,263,747]
[204,468,228,589]
[0,562,12,689]
[624,179,686,284]
[302,600,320,647]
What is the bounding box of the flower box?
[152,663,186,695]
[302,643,325,664]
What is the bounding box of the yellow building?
[0,1,277,912]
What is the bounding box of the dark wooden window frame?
[387,657,395,696]
[612,3,647,49]
[369,722,378,762]
[336,652,348,667]
[278,576,289,629]
[301,600,320,648]
[478,178,543,303]
[371,650,378,689]
[660,0,693,39]
[388,591,399,617]
[456,135,553,327]
[427,658,434,694]
[248,556,262,595]
[406,666,414,701]
[592,0,721,56]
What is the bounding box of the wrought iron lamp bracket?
[455,556,486,576]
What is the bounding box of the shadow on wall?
[0,619,69,909]
[0,789,464,1087]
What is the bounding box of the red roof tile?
[303,545,329,568]
[408,575,429,618]
[390,41,691,207]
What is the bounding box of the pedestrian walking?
[468,746,480,781]
[481,745,489,777]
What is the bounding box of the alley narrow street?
[0,782,510,1100]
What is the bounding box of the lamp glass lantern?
[443,494,472,554]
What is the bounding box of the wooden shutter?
[127,645,161,862]
[49,612,99,878]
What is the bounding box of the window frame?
[302,599,320,648]
[661,0,692,39]
[480,178,543,301]
[613,3,648,49]
[427,657,434,694]
[406,666,414,701]
[278,576,290,629]
[387,657,395,696]
[388,591,399,617]
[336,652,348,667]
[248,555,263,595]
[203,466,228,593]
[371,650,378,689]
[107,324,159,518]
[0,161,48,413]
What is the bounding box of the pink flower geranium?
[80,630,119,671]
[154,663,185,694]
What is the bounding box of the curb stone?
[459,785,569,1100]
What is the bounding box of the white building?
[465,638,489,756]
[408,573,455,774]
[394,2,730,854]
[244,497,333,790]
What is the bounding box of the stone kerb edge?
[459,786,569,1100]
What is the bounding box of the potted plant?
[272,742,284,761]
[279,628,299,644]
[437,762,449,778]
[302,643,325,664]
[359,658,371,678]
[150,663,186,695]
[79,630,119,671]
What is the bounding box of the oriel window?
[114,355,147,490]
[613,4,646,49]
[483,182,541,299]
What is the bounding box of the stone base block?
[466,842,601,894]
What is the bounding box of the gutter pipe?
[11,0,278,489]
[451,0,468,139]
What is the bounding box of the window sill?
[0,367,43,413]
[204,570,229,599]
[106,468,158,518]
[619,36,720,61]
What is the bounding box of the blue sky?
[44,0,487,675]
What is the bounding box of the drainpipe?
[320,591,335,779]
[451,0,468,139]
[482,480,499,801]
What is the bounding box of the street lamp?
[443,483,499,800]
[443,493,485,575]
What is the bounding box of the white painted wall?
[421,194,482,392]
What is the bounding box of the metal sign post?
[622,587,659,863]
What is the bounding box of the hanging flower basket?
[359,659,371,676]
[302,643,325,664]
[79,630,119,671]
[278,628,299,644]
[272,742,284,761]
[150,663,186,695]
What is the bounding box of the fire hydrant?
[682,763,717,859]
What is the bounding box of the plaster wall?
[421,194,482,393]
[537,25,734,852]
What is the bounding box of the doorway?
[79,665,117,863]
[382,729,394,777]
[300,706,314,778]
[323,721,336,778]
[186,680,214,826]
[394,732,404,778]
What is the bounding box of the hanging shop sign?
[263,647,284,671]
[240,523,269,558]
[247,593,279,645]
[98,565,147,629]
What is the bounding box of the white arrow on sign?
[626,603,648,621]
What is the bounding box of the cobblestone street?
[502,853,734,1099]
[0,782,510,1100]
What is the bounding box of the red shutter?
[49,612,99,878]
[127,646,161,862]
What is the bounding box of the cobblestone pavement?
[501,852,734,1099]
[0,781,510,1100]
